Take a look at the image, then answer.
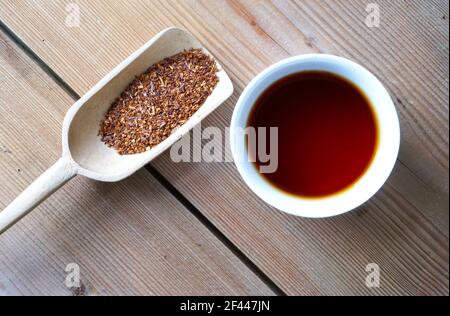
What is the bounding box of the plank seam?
[147,165,286,296]
[0,19,80,101]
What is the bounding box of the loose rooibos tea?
[248,71,378,198]
[99,48,219,155]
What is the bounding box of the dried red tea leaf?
[99,48,219,155]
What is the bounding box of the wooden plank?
[0,31,274,295]
[0,0,448,295]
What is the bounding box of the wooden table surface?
[0,0,448,296]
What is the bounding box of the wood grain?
[0,31,274,295]
[0,0,448,295]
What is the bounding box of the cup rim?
[230,54,400,218]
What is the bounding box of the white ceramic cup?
[230,54,400,218]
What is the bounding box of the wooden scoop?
[0,27,233,234]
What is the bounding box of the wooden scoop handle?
[0,156,77,234]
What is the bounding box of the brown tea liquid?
[247,71,378,198]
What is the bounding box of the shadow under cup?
[230,54,400,218]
